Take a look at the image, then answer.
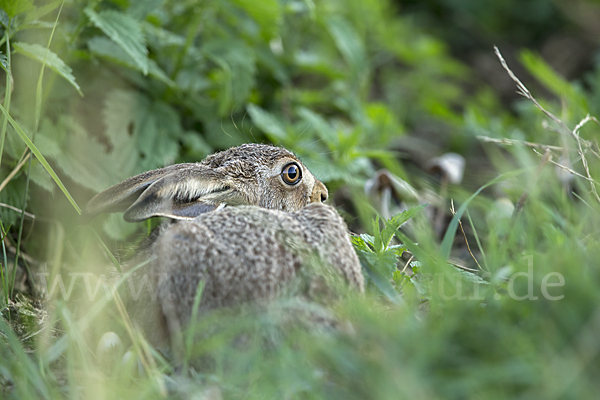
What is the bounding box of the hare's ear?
[122,169,247,222]
[81,164,195,223]
[81,164,248,223]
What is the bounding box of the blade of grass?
[91,228,122,274]
[183,279,206,374]
[0,317,54,399]
[0,31,12,169]
[440,169,526,261]
[0,104,81,214]
[466,209,489,270]
[11,1,66,298]
[0,221,8,306]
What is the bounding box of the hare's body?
[127,203,363,345]
[83,144,363,346]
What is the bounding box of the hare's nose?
[311,181,328,203]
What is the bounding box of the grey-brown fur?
[83,144,363,347]
[127,203,363,345]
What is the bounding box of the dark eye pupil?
[287,166,297,179]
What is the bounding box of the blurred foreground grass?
[2,0,600,398]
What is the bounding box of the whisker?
[230,102,248,141]
[294,123,311,142]
[241,109,256,142]
[220,118,232,138]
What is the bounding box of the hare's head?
[82,144,328,222]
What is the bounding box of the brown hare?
[83,143,363,346]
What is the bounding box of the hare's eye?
[281,163,302,185]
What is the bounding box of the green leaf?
[380,204,427,250]
[247,104,287,141]
[13,42,82,95]
[297,107,337,145]
[0,0,33,18]
[230,0,281,38]
[0,52,8,71]
[87,37,174,86]
[204,40,256,113]
[350,235,371,253]
[85,8,149,75]
[359,255,404,306]
[22,0,61,26]
[327,16,368,79]
[30,161,55,192]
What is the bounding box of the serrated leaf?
[327,16,367,79]
[85,8,149,75]
[0,52,8,72]
[360,233,375,246]
[38,116,116,191]
[204,40,256,113]
[13,42,82,95]
[247,104,286,140]
[297,107,337,145]
[350,235,371,253]
[128,0,164,20]
[30,161,55,192]
[380,204,427,250]
[87,37,174,86]
[22,0,61,25]
[0,0,33,18]
[455,268,490,285]
[142,22,185,48]
[230,0,281,38]
[359,254,404,306]
[103,90,144,177]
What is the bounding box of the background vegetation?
[1,0,600,398]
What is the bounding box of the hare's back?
[153,207,307,321]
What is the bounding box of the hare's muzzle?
[310,180,328,203]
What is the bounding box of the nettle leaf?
[22,0,61,26]
[30,161,55,192]
[0,0,33,18]
[103,90,182,174]
[37,117,117,191]
[143,23,185,48]
[87,37,174,86]
[103,90,145,177]
[380,204,427,250]
[85,8,149,75]
[327,16,368,79]
[13,42,82,95]
[0,52,8,71]
[135,101,180,171]
[247,105,287,141]
[230,0,281,38]
[297,107,337,145]
[360,250,400,283]
[128,0,164,20]
[204,40,256,113]
[350,235,371,253]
